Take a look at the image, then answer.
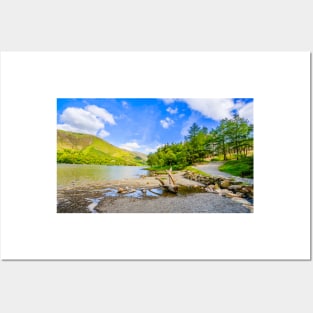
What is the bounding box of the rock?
[243,204,254,212]
[225,192,238,198]
[200,177,208,183]
[214,183,220,190]
[205,186,214,193]
[235,192,244,197]
[220,189,233,197]
[231,197,251,205]
[228,185,242,191]
[212,186,221,194]
[220,180,230,188]
[230,181,243,185]
[246,186,253,194]
[218,189,227,195]
[203,178,210,184]
[208,178,216,185]
[118,187,136,194]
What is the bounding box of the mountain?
[57,130,147,166]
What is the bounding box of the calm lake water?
[57,164,149,186]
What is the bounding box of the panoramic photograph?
[57,98,254,213]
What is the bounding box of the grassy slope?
[57,130,146,165]
[218,156,253,178]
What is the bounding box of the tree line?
[147,113,253,170]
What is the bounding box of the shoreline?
[57,171,204,190]
[57,171,253,213]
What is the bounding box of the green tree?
[226,113,252,160]
[164,150,177,166]
[185,123,209,163]
[185,122,201,141]
[215,119,230,160]
[146,114,253,168]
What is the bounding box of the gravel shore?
[96,193,251,213]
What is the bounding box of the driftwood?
[156,168,178,193]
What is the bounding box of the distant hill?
[57,130,147,166]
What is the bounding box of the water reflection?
[57,164,148,186]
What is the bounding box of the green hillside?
[57,130,147,166]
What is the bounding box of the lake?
[57,164,149,186]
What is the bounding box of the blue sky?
[57,98,253,154]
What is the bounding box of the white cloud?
[166,107,178,114]
[119,141,141,151]
[57,123,91,134]
[143,147,157,154]
[233,100,245,111]
[238,102,253,123]
[143,143,164,154]
[182,98,234,121]
[60,107,103,134]
[162,98,176,104]
[85,105,116,125]
[98,129,110,138]
[179,113,185,118]
[58,105,115,138]
[180,113,199,137]
[160,117,174,129]
[121,101,129,109]
[119,142,162,154]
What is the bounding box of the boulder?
[241,187,249,194]
[214,183,220,190]
[204,178,211,184]
[215,189,222,195]
[220,189,234,197]
[231,197,251,205]
[208,178,216,185]
[225,192,238,198]
[228,185,242,191]
[246,186,254,194]
[243,204,254,212]
[205,186,214,193]
[220,180,230,188]
[230,181,243,185]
